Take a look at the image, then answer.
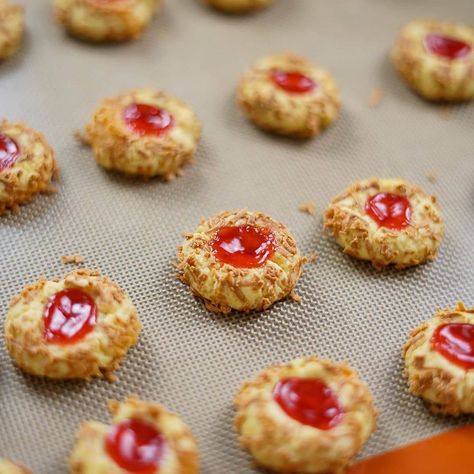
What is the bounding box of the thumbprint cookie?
[404,302,474,416]
[177,209,306,313]
[0,120,58,215]
[4,269,141,380]
[54,0,161,43]
[234,356,377,473]
[0,0,24,60]
[391,19,474,101]
[0,459,31,474]
[202,0,273,14]
[324,177,444,270]
[237,53,340,138]
[69,396,199,474]
[82,88,201,180]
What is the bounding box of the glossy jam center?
[43,288,97,344]
[123,103,174,137]
[270,70,316,94]
[0,133,20,172]
[211,225,276,268]
[273,377,343,430]
[432,323,474,370]
[424,33,472,59]
[365,192,412,230]
[105,419,165,474]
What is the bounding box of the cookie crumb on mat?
[426,173,437,183]
[438,107,450,120]
[298,201,316,215]
[369,86,383,108]
[307,253,318,264]
[61,255,85,264]
[290,290,302,303]
[73,130,89,145]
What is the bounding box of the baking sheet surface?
[1,0,474,472]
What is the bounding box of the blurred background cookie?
[391,19,474,101]
[83,88,201,179]
[69,396,199,474]
[0,0,24,60]
[237,53,340,138]
[0,459,31,474]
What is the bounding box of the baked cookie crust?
[4,269,141,380]
[403,302,474,416]
[202,0,273,14]
[234,356,377,473]
[0,0,24,60]
[83,88,201,180]
[0,459,31,474]
[177,209,306,313]
[0,120,59,215]
[54,0,161,43]
[237,53,340,138]
[391,19,474,101]
[324,177,444,270]
[69,396,199,474]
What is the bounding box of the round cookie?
[54,0,161,43]
[237,53,340,138]
[4,269,141,380]
[404,302,474,416]
[69,396,199,474]
[234,356,377,473]
[83,88,201,180]
[177,209,306,313]
[324,177,444,270]
[202,0,273,14]
[0,459,31,474]
[0,120,59,215]
[391,19,474,101]
[0,0,24,60]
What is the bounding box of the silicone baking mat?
[1,0,474,472]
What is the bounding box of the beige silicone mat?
[1,0,474,472]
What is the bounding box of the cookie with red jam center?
[0,0,24,60]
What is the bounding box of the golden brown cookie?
[0,459,31,474]
[237,53,340,138]
[404,302,474,416]
[0,0,24,60]
[324,177,444,270]
[4,269,141,380]
[83,88,201,180]
[69,396,199,474]
[0,120,58,215]
[202,0,273,14]
[54,0,161,43]
[177,209,306,313]
[391,19,474,101]
[234,356,377,473]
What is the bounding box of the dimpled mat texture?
[1,0,474,472]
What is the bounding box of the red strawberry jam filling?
[105,419,165,474]
[270,71,316,94]
[365,192,412,230]
[0,133,20,172]
[123,103,174,137]
[424,33,471,59]
[43,288,97,344]
[432,323,474,370]
[211,225,276,268]
[273,377,344,430]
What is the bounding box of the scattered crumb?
[105,372,118,383]
[44,185,58,194]
[298,201,317,215]
[369,86,383,108]
[290,290,302,304]
[306,253,318,264]
[61,255,85,265]
[438,107,451,120]
[426,173,437,184]
[73,130,89,145]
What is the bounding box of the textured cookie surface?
[0,120,58,215]
[391,19,474,101]
[84,88,201,179]
[0,0,24,59]
[54,0,160,42]
[237,53,340,138]
[203,0,273,14]
[4,269,141,380]
[404,302,474,416]
[69,396,199,474]
[234,356,377,473]
[0,459,31,474]
[177,209,306,313]
[324,177,444,270]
